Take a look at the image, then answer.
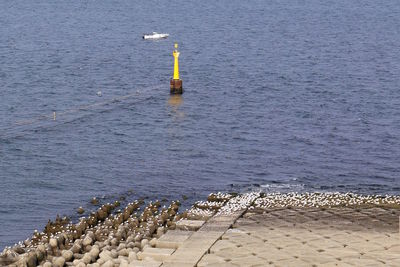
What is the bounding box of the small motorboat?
[143,32,169,40]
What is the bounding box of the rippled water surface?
[1,0,400,248]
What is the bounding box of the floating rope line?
[0,84,164,141]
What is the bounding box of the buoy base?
[170,79,183,94]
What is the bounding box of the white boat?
[143,32,169,40]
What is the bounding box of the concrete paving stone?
[282,248,334,261]
[361,207,387,215]
[164,248,207,264]
[257,250,292,262]
[179,235,219,249]
[209,215,239,223]
[230,255,268,267]
[305,210,334,219]
[137,247,175,262]
[341,254,384,265]
[209,240,238,253]
[174,240,215,254]
[226,228,246,234]
[201,224,233,232]
[323,247,361,259]
[381,244,400,253]
[162,262,198,267]
[328,233,358,243]
[272,258,314,267]
[247,237,273,245]
[281,244,323,257]
[348,232,373,240]
[288,231,321,242]
[269,209,297,216]
[329,222,360,231]
[370,236,400,248]
[235,228,258,236]
[318,261,355,267]
[129,260,161,267]
[193,230,225,239]
[237,215,256,221]
[266,219,295,228]
[241,243,278,255]
[310,228,347,236]
[237,220,260,227]
[176,219,205,231]
[176,239,221,252]
[197,263,239,267]
[365,251,400,261]
[300,255,339,265]
[171,245,210,258]
[259,221,286,228]
[221,234,242,241]
[386,232,400,237]
[252,233,285,242]
[322,244,359,253]
[234,240,266,250]
[302,224,337,232]
[214,247,252,259]
[361,256,398,265]
[252,223,279,234]
[233,222,251,229]
[245,213,273,220]
[268,237,298,247]
[383,258,400,266]
[334,240,363,248]
[236,217,259,223]
[222,228,247,240]
[238,227,263,234]
[197,253,226,267]
[345,241,387,253]
[156,230,192,249]
[306,238,341,249]
[231,236,264,246]
[329,207,354,214]
[284,215,311,224]
[291,234,323,243]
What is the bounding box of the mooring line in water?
[0,84,164,141]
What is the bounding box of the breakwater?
[1,192,399,266]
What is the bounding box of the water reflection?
[167,95,185,142]
[168,95,185,120]
[168,95,183,108]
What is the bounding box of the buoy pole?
[170,43,183,94]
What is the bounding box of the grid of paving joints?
[106,193,256,267]
[197,206,400,267]
[161,193,260,266]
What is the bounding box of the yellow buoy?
[170,43,183,94]
[173,43,180,80]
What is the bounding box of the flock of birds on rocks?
[216,192,260,215]
[0,199,183,267]
[252,192,400,209]
[185,192,234,219]
[1,191,399,266]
